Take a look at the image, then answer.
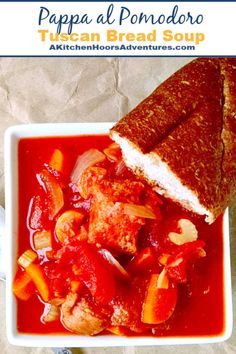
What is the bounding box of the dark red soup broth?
[16,135,225,336]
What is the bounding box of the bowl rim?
[4,123,233,347]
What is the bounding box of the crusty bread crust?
[110,58,236,223]
[219,59,236,210]
[111,59,222,153]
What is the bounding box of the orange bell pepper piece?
[25,263,50,302]
[49,149,64,172]
[107,326,126,336]
[142,271,177,325]
[13,271,35,301]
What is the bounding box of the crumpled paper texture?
[0,57,235,354]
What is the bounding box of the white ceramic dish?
[4,123,233,347]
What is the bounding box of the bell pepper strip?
[142,271,177,325]
[12,271,35,301]
[37,169,64,220]
[25,263,50,302]
[49,149,64,172]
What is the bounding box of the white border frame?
[4,123,233,347]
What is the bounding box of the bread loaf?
[110,58,236,223]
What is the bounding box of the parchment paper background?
[0,57,235,354]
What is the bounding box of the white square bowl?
[4,123,233,347]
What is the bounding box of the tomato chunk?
[60,241,116,304]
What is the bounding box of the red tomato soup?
[15,135,225,336]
